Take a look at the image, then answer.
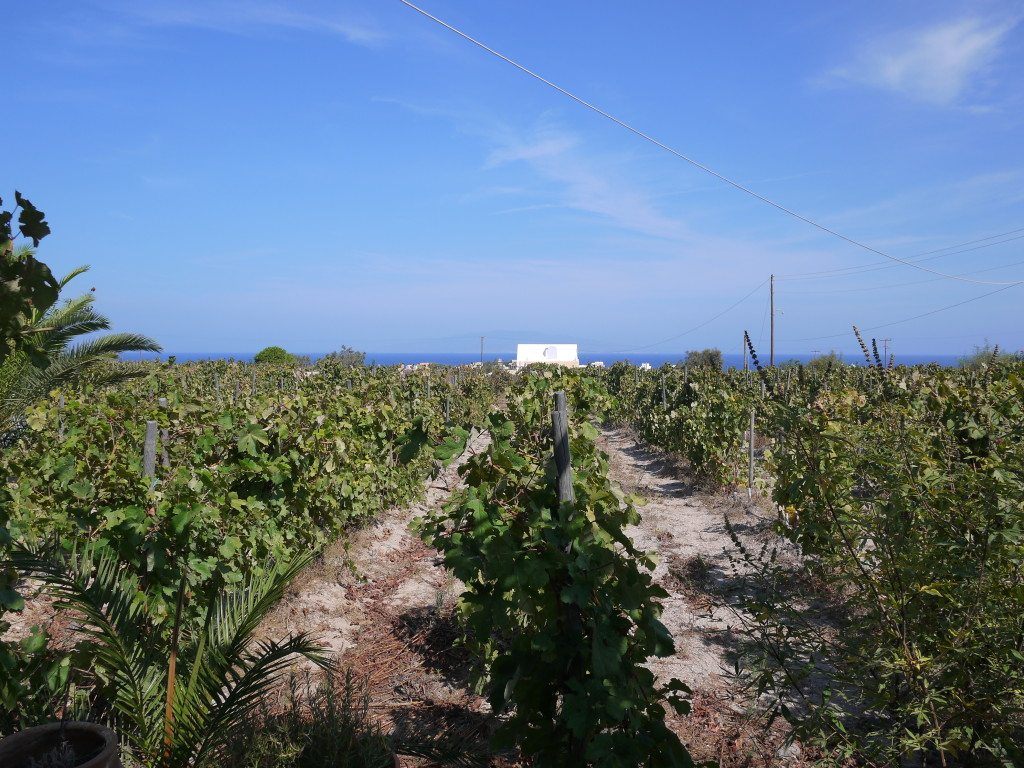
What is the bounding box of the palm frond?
[61,333,162,361]
[173,556,328,767]
[34,299,111,355]
[10,545,167,756]
[392,720,494,767]
[213,556,317,657]
[36,294,99,331]
[10,541,325,768]
[57,264,91,289]
[2,332,161,415]
[182,634,330,767]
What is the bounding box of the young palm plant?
[12,546,329,768]
[0,257,160,428]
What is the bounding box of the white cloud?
[379,97,699,242]
[115,1,384,46]
[485,134,578,166]
[825,16,1018,105]
[483,125,691,241]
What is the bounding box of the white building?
[515,343,580,369]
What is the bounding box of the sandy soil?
[259,427,508,765]
[597,426,808,767]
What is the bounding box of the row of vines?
[5,349,1023,766]
[418,368,696,767]
[605,352,1024,765]
[0,360,501,744]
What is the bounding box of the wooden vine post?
[552,391,574,504]
[747,408,755,500]
[143,420,158,484]
[158,398,170,470]
[551,389,583,760]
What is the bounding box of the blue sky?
[6,1,1024,355]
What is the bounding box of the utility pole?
[882,337,892,360]
[769,274,775,367]
[480,335,484,364]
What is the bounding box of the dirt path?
[261,427,500,760]
[598,426,805,767]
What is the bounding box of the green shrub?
[319,346,365,368]
[958,342,1020,369]
[734,363,1024,764]
[684,348,722,371]
[254,346,296,365]
[417,371,693,767]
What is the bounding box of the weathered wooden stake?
[57,394,65,440]
[143,420,158,481]
[661,378,667,410]
[160,428,170,469]
[158,397,168,409]
[747,408,755,500]
[444,394,451,423]
[552,391,575,504]
[552,389,583,764]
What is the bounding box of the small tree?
[1,192,57,365]
[320,345,365,368]
[253,346,295,365]
[959,342,1020,369]
[1,263,160,428]
[684,348,722,371]
[807,350,845,371]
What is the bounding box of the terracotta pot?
[0,722,120,768]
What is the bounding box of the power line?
[901,227,1024,257]
[783,255,1024,295]
[780,231,1024,280]
[621,278,768,352]
[782,283,1019,342]
[399,0,1024,288]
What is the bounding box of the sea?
[130,352,964,368]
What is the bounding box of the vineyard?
[8,1,1024,765]
[2,349,1023,766]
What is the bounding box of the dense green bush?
[684,348,722,371]
[607,362,754,486]
[254,346,296,365]
[606,346,1024,763]
[319,345,366,367]
[417,369,693,767]
[733,361,1024,765]
[958,341,1021,368]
